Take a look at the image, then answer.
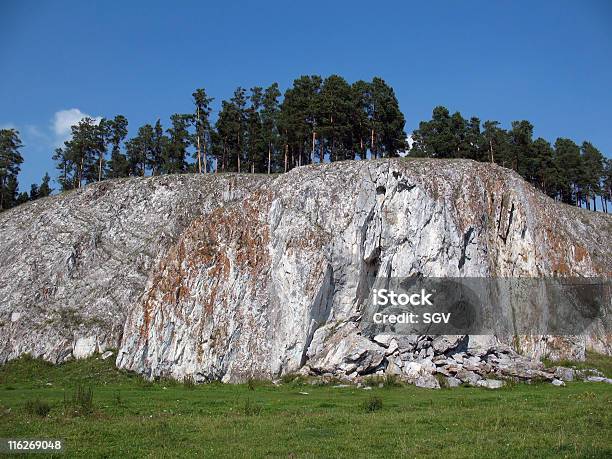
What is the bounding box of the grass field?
[0,355,611,458]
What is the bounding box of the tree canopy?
[3,76,609,214]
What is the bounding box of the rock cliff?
[1,159,610,385]
[0,174,271,363]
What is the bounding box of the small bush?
[246,378,269,390]
[382,374,403,388]
[363,374,403,388]
[25,399,51,417]
[64,384,94,415]
[183,375,195,389]
[435,374,448,388]
[362,396,383,413]
[137,378,155,389]
[280,373,301,384]
[242,398,262,416]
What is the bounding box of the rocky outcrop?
[1,158,610,384]
[114,159,610,382]
[0,174,271,363]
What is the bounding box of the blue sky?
[1,0,611,191]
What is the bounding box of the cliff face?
[0,174,271,363]
[1,159,610,383]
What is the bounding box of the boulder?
[101,350,114,360]
[554,366,575,382]
[456,369,482,385]
[585,376,612,384]
[476,379,505,389]
[415,374,440,389]
[445,376,462,388]
[431,335,465,354]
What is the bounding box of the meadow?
[0,354,610,458]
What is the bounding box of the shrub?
[382,374,403,388]
[435,374,449,388]
[363,374,403,388]
[137,378,155,389]
[242,398,262,416]
[362,396,383,413]
[64,384,94,415]
[183,375,195,389]
[25,399,51,417]
[246,378,269,390]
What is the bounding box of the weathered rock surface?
[0,174,271,363]
[1,158,610,386]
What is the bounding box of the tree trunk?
[196,106,202,174]
[489,139,494,163]
[268,142,271,174]
[371,128,376,159]
[237,132,241,173]
[284,143,288,173]
[593,195,597,212]
[312,131,316,164]
[78,156,84,188]
[98,153,103,182]
[203,139,207,174]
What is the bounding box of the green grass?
[0,355,611,458]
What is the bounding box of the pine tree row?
[410,106,611,211]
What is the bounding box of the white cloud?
[52,108,101,146]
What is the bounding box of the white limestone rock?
[477,379,505,389]
[1,159,610,382]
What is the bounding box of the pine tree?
[481,121,508,164]
[508,120,534,176]
[15,191,29,205]
[149,120,168,175]
[162,114,191,174]
[351,80,373,160]
[602,159,612,213]
[105,115,129,179]
[125,124,155,176]
[0,128,24,211]
[370,77,406,158]
[38,173,52,197]
[246,87,265,173]
[319,75,353,162]
[280,76,322,169]
[52,147,72,191]
[261,83,281,173]
[215,101,237,173]
[192,88,214,173]
[580,142,604,211]
[554,138,582,205]
[29,183,39,200]
[531,138,556,195]
[61,117,105,188]
[411,106,455,157]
